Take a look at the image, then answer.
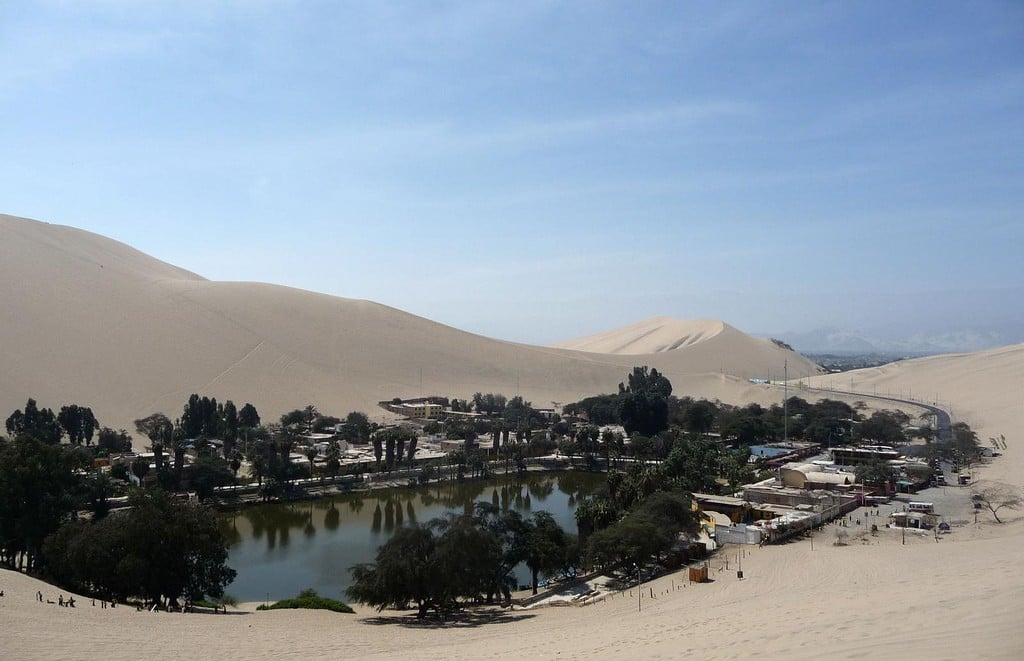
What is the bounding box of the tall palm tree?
[305,445,317,479]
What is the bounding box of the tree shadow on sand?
[361,608,536,629]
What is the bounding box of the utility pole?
[783,360,789,442]
[634,563,641,613]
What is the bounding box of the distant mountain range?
[769,326,1024,355]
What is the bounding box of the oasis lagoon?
[221,471,604,602]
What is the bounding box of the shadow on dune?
[361,609,537,629]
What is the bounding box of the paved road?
[800,386,952,442]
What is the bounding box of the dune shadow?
[362,608,536,629]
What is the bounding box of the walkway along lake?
[220,471,604,602]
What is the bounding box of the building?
[830,445,901,466]
[402,402,443,419]
[779,462,858,490]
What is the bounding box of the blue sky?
[2,1,1022,346]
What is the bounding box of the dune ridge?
[0,214,817,436]
[1,213,1022,658]
[552,315,729,354]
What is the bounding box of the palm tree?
[305,445,318,479]
[303,405,319,433]
[326,440,341,479]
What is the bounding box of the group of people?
[36,590,77,607]
[36,590,116,608]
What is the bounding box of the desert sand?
[0,213,819,439]
[1,214,1022,658]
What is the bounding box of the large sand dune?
[555,316,743,354]
[0,214,818,437]
[1,213,1022,658]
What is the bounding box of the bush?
[256,589,354,613]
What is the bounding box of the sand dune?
[0,214,817,437]
[806,344,1024,487]
[553,316,730,354]
[1,213,1022,658]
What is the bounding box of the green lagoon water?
[221,472,603,602]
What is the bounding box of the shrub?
[256,589,354,613]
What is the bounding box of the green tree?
[83,472,114,520]
[134,413,173,471]
[238,403,261,430]
[858,410,907,445]
[564,394,621,426]
[325,441,341,479]
[131,455,151,483]
[472,503,528,603]
[221,400,239,449]
[0,436,82,570]
[586,492,697,568]
[717,405,766,445]
[950,422,981,468]
[523,512,571,595]
[96,427,133,454]
[180,394,208,439]
[6,399,62,444]
[855,459,895,489]
[42,488,236,605]
[347,524,439,618]
[187,455,235,501]
[341,411,373,444]
[305,445,318,479]
[372,433,383,469]
[57,405,98,445]
[618,367,672,437]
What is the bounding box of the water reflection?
[324,504,340,531]
[222,472,603,601]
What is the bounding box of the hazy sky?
[2,2,1022,345]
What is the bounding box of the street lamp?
[634,563,641,613]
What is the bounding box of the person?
[58,595,64,607]
[68,597,76,608]
[37,590,43,602]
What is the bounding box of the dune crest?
[552,316,729,354]
[1,213,815,436]
[2,214,1023,659]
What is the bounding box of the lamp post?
[634,563,641,613]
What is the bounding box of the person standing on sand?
[37,590,43,602]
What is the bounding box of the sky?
[2,1,1023,347]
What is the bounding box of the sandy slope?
[0,214,816,438]
[3,347,1022,659]
[552,316,732,353]
[3,497,1022,660]
[2,214,1022,658]
[806,344,1024,487]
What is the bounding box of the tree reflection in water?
[324,503,340,531]
[371,503,382,534]
[223,472,605,600]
